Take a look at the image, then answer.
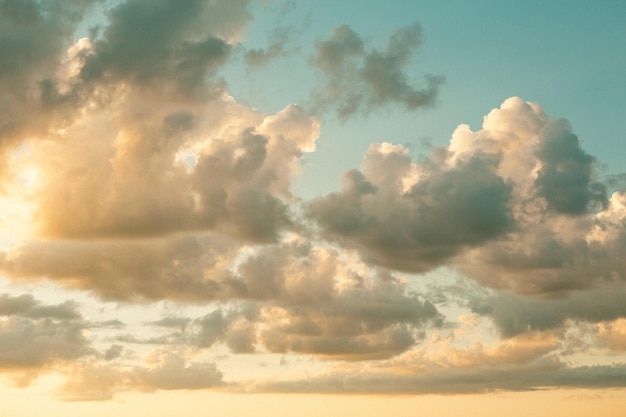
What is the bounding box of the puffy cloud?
[459,190,625,297]
[0,0,98,152]
[11,90,319,242]
[0,293,80,320]
[78,0,250,95]
[0,235,244,301]
[534,119,608,214]
[243,241,441,360]
[596,318,626,352]
[308,143,513,273]
[132,349,223,391]
[448,97,607,217]
[57,349,224,401]
[188,308,256,351]
[0,231,441,361]
[310,97,622,302]
[310,23,442,118]
[0,293,91,372]
[126,239,441,360]
[470,285,626,338]
[145,240,441,359]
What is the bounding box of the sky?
[0,0,625,415]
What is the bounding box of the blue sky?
[227,0,625,196]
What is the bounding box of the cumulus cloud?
[534,119,608,214]
[0,293,91,376]
[309,97,622,301]
[26,91,318,242]
[132,349,224,391]
[77,0,250,96]
[0,0,97,155]
[596,318,626,352]
[57,349,224,401]
[0,0,315,246]
[310,23,443,118]
[232,238,442,360]
[468,284,626,338]
[109,239,440,359]
[308,143,513,273]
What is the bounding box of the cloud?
[308,143,513,273]
[534,119,608,215]
[20,93,318,241]
[0,293,81,320]
[0,0,98,154]
[132,349,224,391]
[0,293,91,372]
[249,329,626,394]
[596,318,626,352]
[244,26,294,66]
[241,241,441,360]
[253,360,626,395]
[459,189,625,297]
[470,284,626,338]
[310,23,443,118]
[103,344,124,361]
[56,349,224,401]
[0,235,244,301]
[77,0,250,96]
[309,97,623,301]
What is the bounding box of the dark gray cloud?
[456,178,625,299]
[308,144,513,273]
[311,22,442,118]
[0,0,97,153]
[0,0,255,187]
[0,293,81,320]
[307,97,623,300]
[471,284,626,338]
[534,118,608,215]
[78,0,246,95]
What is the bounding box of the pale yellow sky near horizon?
[2,388,626,417]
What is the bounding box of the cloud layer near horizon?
[0,0,625,402]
